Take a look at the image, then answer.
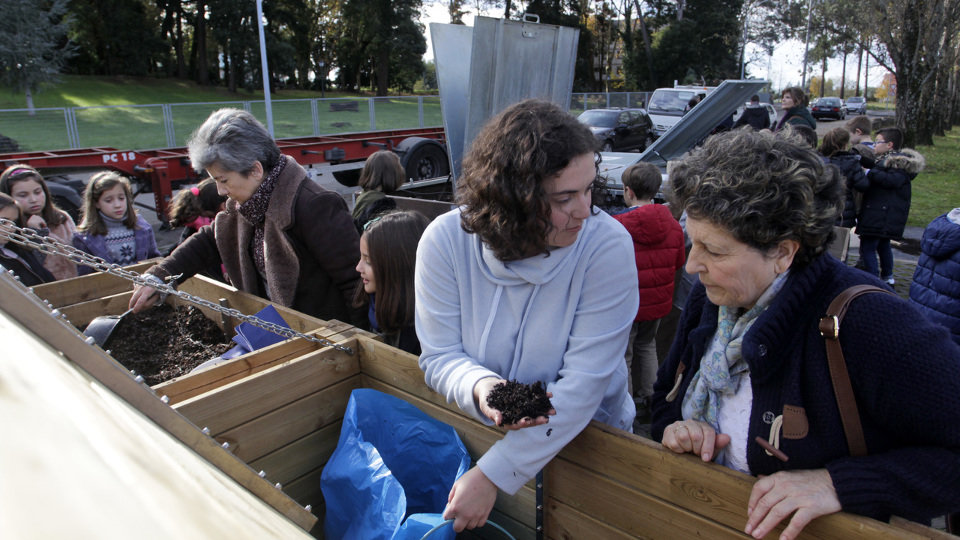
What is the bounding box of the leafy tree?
[0,0,75,111]
[818,0,960,146]
[68,0,166,76]
[207,0,258,92]
[334,0,425,95]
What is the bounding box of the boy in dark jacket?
[612,163,685,417]
[856,127,925,284]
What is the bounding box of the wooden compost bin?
[30,266,956,539]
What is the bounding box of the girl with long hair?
[0,164,78,279]
[354,210,429,354]
[73,172,161,275]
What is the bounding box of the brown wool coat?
[148,159,364,326]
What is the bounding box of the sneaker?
[883,277,895,286]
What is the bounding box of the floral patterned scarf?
[681,271,790,431]
[238,154,287,277]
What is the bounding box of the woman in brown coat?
[130,108,363,325]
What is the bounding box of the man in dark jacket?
[733,95,771,130]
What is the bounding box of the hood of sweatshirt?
[474,209,600,286]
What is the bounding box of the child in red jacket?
[612,163,686,418]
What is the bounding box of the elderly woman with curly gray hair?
[651,128,960,539]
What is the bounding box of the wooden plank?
[553,423,934,539]
[32,260,156,307]
[0,272,317,531]
[249,421,342,488]
[215,377,360,463]
[889,517,958,540]
[545,498,646,540]
[283,466,327,519]
[157,337,322,404]
[175,345,358,434]
[59,292,135,328]
[358,335,465,414]
[487,507,537,540]
[1,307,314,539]
[546,458,751,539]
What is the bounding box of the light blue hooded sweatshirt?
[415,207,639,494]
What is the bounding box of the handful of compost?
[486,380,554,426]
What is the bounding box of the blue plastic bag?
[221,305,290,360]
[321,389,470,540]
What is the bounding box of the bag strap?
[818,284,896,457]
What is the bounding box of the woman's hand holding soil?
[475,378,555,429]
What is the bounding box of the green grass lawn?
[911,129,960,227]
[0,75,442,149]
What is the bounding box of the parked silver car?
[844,96,867,115]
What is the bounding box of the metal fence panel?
[168,102,248,146]
[1,93,648,153]
[0,108,71,152]
[371,96,442,131]
[72,104,166,149]
[249,99,315,139]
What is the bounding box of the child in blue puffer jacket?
[909,207,960,346]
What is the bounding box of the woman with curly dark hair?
[652,128,960,540]
[415,99,639,532]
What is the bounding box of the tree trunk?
[633,0,655,86]
[854,45,862,96]
[820,56,827,98]
[195,1,209,85]
[376,46,390,96]
[839,49,847,100]
[176,1,186,79]
[227,45,237,93]
[504,0,512,19]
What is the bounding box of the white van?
[646,85,716,138]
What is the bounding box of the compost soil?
[99,304,233,385]
[486,380,553,426]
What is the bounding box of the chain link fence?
[0,93,648,153]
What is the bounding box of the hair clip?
[191,187,200,196]
[362,215,383,231]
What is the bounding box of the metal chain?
[0,219,354,354]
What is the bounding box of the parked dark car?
[577,108,654,152]
[844,96,867,115]
[811,97,847,120]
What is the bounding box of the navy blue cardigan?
[652,253,960,523]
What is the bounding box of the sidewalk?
[846,225,923,299]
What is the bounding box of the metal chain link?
[0,219,354,354]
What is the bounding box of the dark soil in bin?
[486,380,553,426]
[98,304,233,385]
